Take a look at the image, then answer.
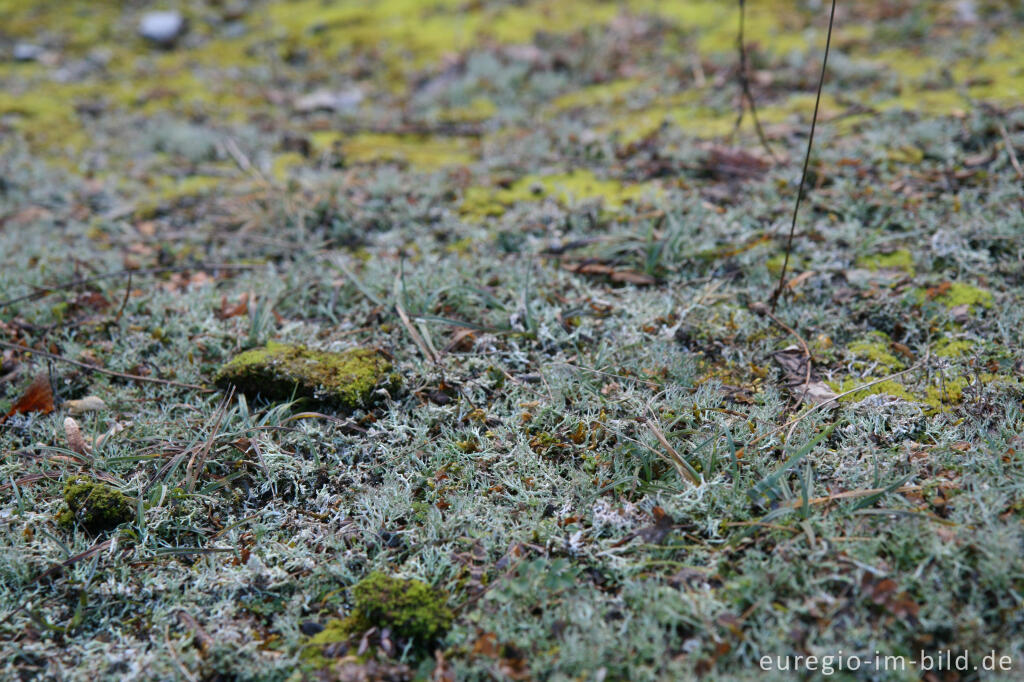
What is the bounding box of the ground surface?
[2,1,1024,680]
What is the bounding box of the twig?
[770,0,837,311]
[995,120,1023,179]
[0,340,210,392]
[732,0,778,161]
[0,264,259,310]
[113,272,131,324]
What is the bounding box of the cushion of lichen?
[214,342,397,411]
[57,478,134,534]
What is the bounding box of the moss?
[857,249,915,275]
[58,478,134,534]
[827,377,917,404]
[847,332,905,370]
[311,132,476,170]
[934,338,974,358]
[462,169,660,218]
[936,282,994,310]
[924,376,970,411]
[301,572,452,667]
[214,341,399,412]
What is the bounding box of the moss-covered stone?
[214,342,399,411]
[349,572,452,642]
[57,478,134,534]
[301,572,452,667]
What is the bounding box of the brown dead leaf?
[703,145,771,180]
[563,262,656,286]
[2,374,54,424]
[217,292,249,319]
[771,346,838,407]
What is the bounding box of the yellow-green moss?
[847,332,905,370]
[917,282,994,310]
[857,249,915,275]
[934,338,974,358]
[827,377,917,404]
[58,478,134,534]
[462,169,659,218]
[311,132,476,170]
[301,572,452,667]
[214,341,399,412]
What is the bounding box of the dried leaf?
[703,145,771,180]
[771,346,838,406]
[217,292,249,320]
[2,374,54,423]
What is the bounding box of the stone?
[139,11,187,47]
[214,341,400,411]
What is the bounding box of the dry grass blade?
[642,415,701,486]
[185,388,233,492]
[175,609,216,656]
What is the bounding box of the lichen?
[301,572,452,667]
[214,341,399,411]
[58,478,134,534]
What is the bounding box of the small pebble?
[299,621,325,636]
[13,43,43,62]
[139,11,187,47]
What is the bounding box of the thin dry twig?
[0,340,210,392]
[174,609,215,656]
[0,264,259,310]
[770,0,837,310]
[732,0,778,161]
[995,120,1023,179]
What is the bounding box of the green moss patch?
[57,478,134,534]
[214,342,399,411]
[856,249,915,275]
[302,572,452,667]
[847,332,905,370]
